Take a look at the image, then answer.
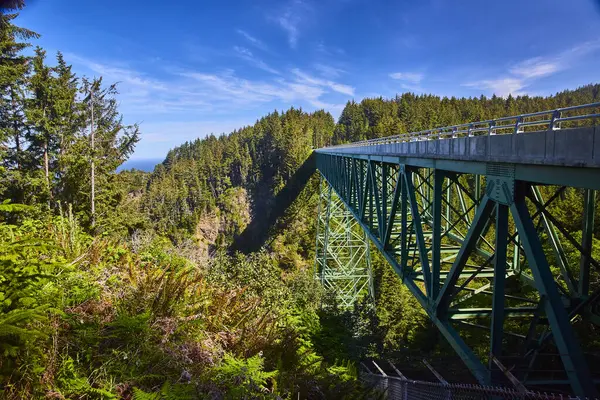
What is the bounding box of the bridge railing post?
[549,109,561,130]
[372,361,389,395]
[514,116,523,134]
[488,120,496,136]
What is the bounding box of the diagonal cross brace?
[511,183,597,398]
[436,195,496,316]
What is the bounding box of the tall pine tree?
[25,46,54,199]
[0,9,38,201]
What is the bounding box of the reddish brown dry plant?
[67,298,116,325]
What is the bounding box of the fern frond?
[132,381,196,400]
[132,387,161,400]
[0,201,32,213]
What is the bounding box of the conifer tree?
[25,46,54,197]
[77,77,140,228]
[0,9,38,200]
[52,52,83,197]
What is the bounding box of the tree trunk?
[90,91,96,228]
[11,88,21,170]
[43,108,50,196]
[44,141,50,190]
[14,124,20,170]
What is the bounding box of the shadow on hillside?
[231,152,316,253]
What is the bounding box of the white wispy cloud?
[271,0,312,49]
[509,58,559,79]
[236,29,268,51]
[314,63,346,79]
[181,68,350,109]
[233,46,280,75]
[65,51,351,138]
[463,40,600,97]
[277,14,299,48]
[463,78,526,97]
[316,41,345,56]
[65,53,215,115]
[389,72,424,84]
[292,68,355,96]
[182,71,290,103]
[66,53,167,91]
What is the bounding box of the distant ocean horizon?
[117,158,162,172]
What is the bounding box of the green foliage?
[142,107,334,245]
[0,306,48,358]
[132,382,196,400]
[0,199,31,213]
[55,356,117,399]
[370,250,431,352]
[2,3,600,398]
[0,238,56,377]
[1,9,140,230]
[122,261,204,319]
[211,353,276,399]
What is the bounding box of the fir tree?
[0,11,38,201]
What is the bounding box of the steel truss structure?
[315,152,600,397]
[315,177,374,308]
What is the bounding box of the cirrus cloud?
[389,72,424,84]
[463,40,600,97]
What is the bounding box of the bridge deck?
[318,126,600,169]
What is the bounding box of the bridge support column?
[490,203,508,383]
[315,176,374,308]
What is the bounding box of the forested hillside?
[2,0,600,398]
[144,85,600,246]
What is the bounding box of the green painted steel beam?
[314,177,374,309]
[314,151,600,394]
[579,189,595,298]
[412,271,497,279]
[436,195,496,317]
[531,186,577,296]
[431,170,444,299]
[384,167,401,247]
[511,183,597,398]
[317,152,600,191]
[449,310,539,320]
[490,203,508,383]
[317,165,490,384]
[404,168,432,297]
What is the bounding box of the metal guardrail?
[361,373,589,400]
[360,361,596,400]
[325,102,600,149]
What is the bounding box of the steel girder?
[314,177,374,309]
[315,152,600,397]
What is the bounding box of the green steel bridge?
[311,103,600,397]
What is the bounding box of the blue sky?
[17,0,600,161]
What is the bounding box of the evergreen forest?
[2,1,600,398]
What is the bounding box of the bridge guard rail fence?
[360,373,591,400]
[325,102,600,148]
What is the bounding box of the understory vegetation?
[2,1,600,398]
